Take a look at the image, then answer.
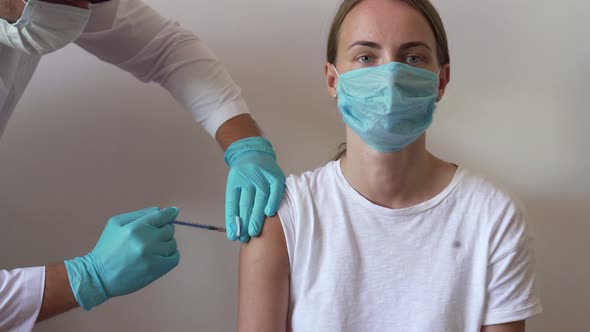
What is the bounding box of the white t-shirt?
[278,161,542,332]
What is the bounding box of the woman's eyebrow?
[347,40,432,52]
[348,40,382,50]
[398,41,432,52]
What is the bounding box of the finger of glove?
[111,206,160,227]
[139,207,179,228]
[158,224,175,242]
[155,238,178,257]
[248,189,268,237]
[225,186,240,241]
[238,187,254,243]
[265,177,286,216]
[154,251,180,275]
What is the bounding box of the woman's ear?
[324,62,338,99]
[436,64,451,102]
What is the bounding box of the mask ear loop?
[331,64,340,99]
[332,64,340,77]
[435,67,443,102]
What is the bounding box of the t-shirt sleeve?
[483,203,543,325]
[277,176,298,269]
[0,267,46,331]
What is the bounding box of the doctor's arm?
[75,0,285,243]
[74,0,258,143]
[1,207,179,329]
[238,215,289,332]
[36,264,79,322]
[0,266,63,330]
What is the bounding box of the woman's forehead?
[339,0,436,50]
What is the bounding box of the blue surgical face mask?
[334,61,440,152]
[0,0,90,55]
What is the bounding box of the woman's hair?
[328,0,450,160]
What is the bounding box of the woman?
[239,0,542,331]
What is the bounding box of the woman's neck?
[340,132,456,209]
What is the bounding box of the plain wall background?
[0,0,588,331]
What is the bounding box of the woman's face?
[325,0,450,100]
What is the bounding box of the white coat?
[0,1,249,330]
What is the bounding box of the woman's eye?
[357,55,374,64]
[405,55,422,64]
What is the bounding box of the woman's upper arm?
[238,215,290,332]
[481,320,525,332]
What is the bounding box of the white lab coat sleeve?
[0,267,45,332]
[75,0,250,137]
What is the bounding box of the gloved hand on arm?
[225,137,286,243]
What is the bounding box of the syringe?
[172,216,241,236]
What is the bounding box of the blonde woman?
[239,0,542,331]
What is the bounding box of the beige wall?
[0,0,587,331]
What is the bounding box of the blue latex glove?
[64,206,180,310]
[225,137,286,243]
